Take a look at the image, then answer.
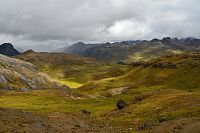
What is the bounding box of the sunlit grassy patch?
[0,90,116,115]
[59,80,83,89]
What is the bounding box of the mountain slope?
[61,37,200,62]
[75,52,200,132]
[0,54,65,90]
[0,43,19,56]
[79,52,200,94]
[16,51,124,88]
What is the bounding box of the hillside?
[75,52,200,132]
[61,37,200,62]
[1,52,200,132]
[79,52,200,94]
[0,54,65,90]
[16,50,125,88]
[0,43,20,56]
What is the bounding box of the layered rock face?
[0,54,67,90]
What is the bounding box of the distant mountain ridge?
[61,37,200,62]
[0,43,19,56]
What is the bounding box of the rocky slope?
[0,43,19,56]
[0,54,66,90]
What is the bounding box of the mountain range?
[60,37,200,62]
[1,37,200,132]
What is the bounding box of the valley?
[1,42,200,132]
[0,0,199,132]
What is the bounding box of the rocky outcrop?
[0,54,67,90]
[107,87,128,96]
[0,43,19,56]
[152,62,177,68]
[0,74,7,84]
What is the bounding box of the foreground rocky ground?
[1,88,200,132]
[1,107,200,133]
[0,108,124,133]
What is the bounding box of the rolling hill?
[75,52,200,132]
[16,50,125,88]
[79,52,200,93]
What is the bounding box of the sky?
[0,0,200,51]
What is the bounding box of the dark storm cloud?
[0,0,200,50]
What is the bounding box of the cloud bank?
[0,0,199,51]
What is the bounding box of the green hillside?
[16,51,125,88]
[1,52,200,132]
[79,52,200,94]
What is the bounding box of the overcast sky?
[0,0,200,51]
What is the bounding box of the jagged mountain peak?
[0,43,19,56]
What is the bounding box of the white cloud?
[108,20,152,40]
[0,0,199,50]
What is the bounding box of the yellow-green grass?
[40,64,123,83]
[0,85,151,114]
[79,59,200,95]
[9,52,200,130]
[16,51,125,84]
[96,89,200,128]
[0,90,127,116]
[1,88,200,130]
[40,67,83,88]
[58,80,83,89]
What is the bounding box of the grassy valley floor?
[1,87,200,132]
[1,52,200,132]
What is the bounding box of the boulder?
[107,87,128,96]
[80,110,91,115]
[117,99,128,110]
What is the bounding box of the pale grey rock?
[0,54,69,90]
[20,88,30,92]
[107,86,128,96]
[0,74,7,83]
